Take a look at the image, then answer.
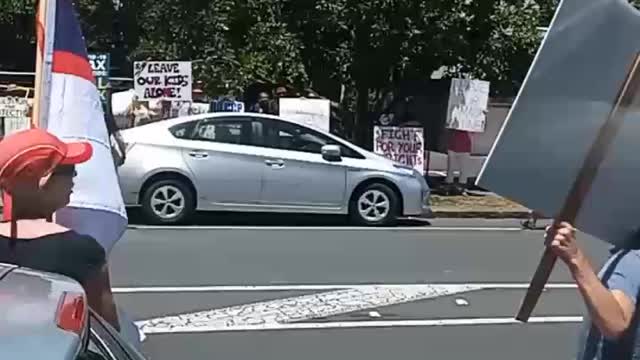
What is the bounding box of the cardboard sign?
[279,98,330,132]
[477,0,640,247]
[0,97,30,136]
[134,61,192,101]
[446,78,490,133]
[373,126,424,172]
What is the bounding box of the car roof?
[0,263,85,360]
[121,112,375,154]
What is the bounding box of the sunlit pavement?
[110,221,601,360]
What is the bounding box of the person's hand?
[546,221,585,268]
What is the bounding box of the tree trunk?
[354,80,371,149]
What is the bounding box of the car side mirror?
[321,144,342,162]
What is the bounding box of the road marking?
[127,225,524,231]
[113,283,577,294]
[137,285,481,334]
[138,316,584,334]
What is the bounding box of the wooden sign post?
[516,53,640,322]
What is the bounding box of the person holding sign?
[546,222,640,359]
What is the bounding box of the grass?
[431,194,529,212]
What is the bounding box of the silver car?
[118,113,430,226]
[0,263,146,360]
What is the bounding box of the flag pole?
[33,0,55,129]
[2,0,56,221]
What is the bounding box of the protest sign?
[211,99,244,113]
[89,53,110,102]
[373,126,424,173]
[134,61,192,101]
[279,98,330,132]
[0,97,30,136]
[88,53,110,78]
[445,78,490,133]
[476,0,640,321]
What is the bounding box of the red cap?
[0,128,93,189]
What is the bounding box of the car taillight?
[56,292,87,335]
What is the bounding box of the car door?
[179,116,264,207]
[253,117,348,208]
[83,311,146,360]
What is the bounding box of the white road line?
[139,316,584,334]
[113,283,577,294]
[137,285,482,334]
[127,225,524,231]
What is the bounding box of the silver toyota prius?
[118,112,430,226]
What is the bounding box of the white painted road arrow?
[137,284,481,334]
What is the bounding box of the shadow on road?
[126,209,431,227]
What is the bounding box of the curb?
[0,207,533,221]
[430,210,532,219]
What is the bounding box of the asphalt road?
[109,219,611,360]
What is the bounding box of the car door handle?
[188,150,209,159]
[265,159,285,168]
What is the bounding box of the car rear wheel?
[349,183,399,226]
[141,179,195,225]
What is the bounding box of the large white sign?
[373,126,424,173]
[0,97,30,136]
[445,78,490,133]
[279,98,330,132]
[134,61,192,101]
[477,0,640,246]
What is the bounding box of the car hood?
[358,148,419,176]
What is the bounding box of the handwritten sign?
[279,98,330,131]
[373,126,424,172]
[0,97,30,136]
[446,79,490,133]
[134,61,192,101]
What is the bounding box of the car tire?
[141,179,195,225]
[349,183,400,226]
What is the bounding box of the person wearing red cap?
[0,128,120,330]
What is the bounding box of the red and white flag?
[36,0,128,253]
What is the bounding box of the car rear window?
[169,121,197,139]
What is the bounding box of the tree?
[0,0,558,143]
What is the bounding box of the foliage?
[0,0,558,139]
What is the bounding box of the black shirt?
[0,231,106,285]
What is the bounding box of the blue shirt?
[577,249,640,359]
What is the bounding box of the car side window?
[79,312,146,360]
[261,119,363,159]
[193,118,252,145]
[169,121,198,139]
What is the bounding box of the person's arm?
[549,223,636,340]
[85,264,120,331]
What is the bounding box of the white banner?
[0,97,30,136]
[373,126,424,173]
[134,61,192,101]
[279,98,330,132]
[446,78,490,133]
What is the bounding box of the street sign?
[476,0,640,321]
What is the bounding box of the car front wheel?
[141,179,195,225]
[349,183,400,226]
